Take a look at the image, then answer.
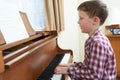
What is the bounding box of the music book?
[0,1,29,44]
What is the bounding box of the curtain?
[44,0,64,33]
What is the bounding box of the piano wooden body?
[0,31,73,80]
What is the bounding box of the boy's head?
[77,0,108,25]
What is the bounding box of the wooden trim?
[0,51,5,73]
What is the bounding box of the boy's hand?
[54,63,74,74]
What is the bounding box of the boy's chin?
[81,30,85,33]
[81,31,88,34]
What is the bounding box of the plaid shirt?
[68,28,116,80]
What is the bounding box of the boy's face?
[77,10,95,34]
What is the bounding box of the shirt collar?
[90,28,102,38]
[86,28,102,42]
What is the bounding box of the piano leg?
[37,54,65,80]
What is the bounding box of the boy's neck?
[88,26,99,36]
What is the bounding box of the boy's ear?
[93,16,100,25]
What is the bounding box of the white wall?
[102,0,120,29]
[58,0,91,62]
[58,0,82,62]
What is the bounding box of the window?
[4,0,46,31]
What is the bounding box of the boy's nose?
[77,20,79,24]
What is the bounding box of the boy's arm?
[68,42,106,79]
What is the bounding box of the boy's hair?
[77,0,108,25]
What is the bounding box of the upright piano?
[0,31,73,80]
[0,12,73,80]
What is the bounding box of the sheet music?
[0,1,29,43]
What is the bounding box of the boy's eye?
[80,17,83,20]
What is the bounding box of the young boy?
[54,0,117,80]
